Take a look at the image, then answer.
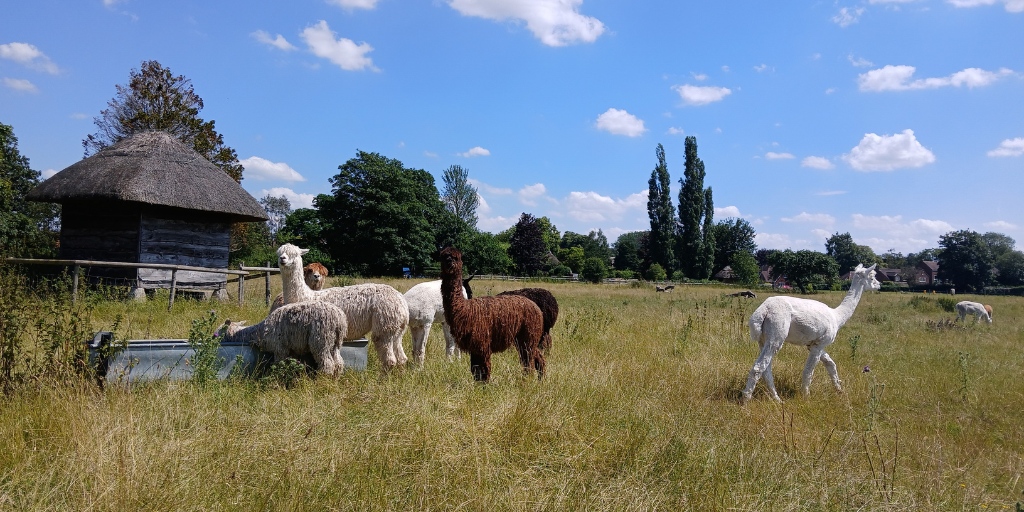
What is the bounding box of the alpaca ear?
[854,264,864,272]
[300,248,309,255]
[867,263,877,270]
[235,321,247,327]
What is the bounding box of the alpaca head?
[277,243,308,272]
[216,319,247,338]
[852,264,881,291]
[304,262,329,290]
[439,247,463,277]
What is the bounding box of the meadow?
[1,275,1022,511]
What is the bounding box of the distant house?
[759,265,788,288]
[841,267,901,282]
[714,266,736,282]
[916,261,940,285]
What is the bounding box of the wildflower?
[863,365,870,373]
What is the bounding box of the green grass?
[1,278,1023,510]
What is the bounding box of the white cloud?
[518,183,548,206]
[457,146,491,157]
[843,129,935,171]
[468,178,512,195]
[595,108,647,137]
[825,87,837,94]
[858,65,1013,92]
[816,190,847,196]
[70,113,88,120]
[260,187,317,209]
[870,0,916,3]
[851,214,954,252]
[424,151,439,158]
[753,63,770,72]
[691,72,708,81]
[326,0,379,10]
[984,220,1018,230]
[102,0,125,5]
[671,84,732,106]
[715,127,722,133]
[947,0,1024,13]
[0,42,59,74]
[715,205,746,219]
[848,54,873,67]
[721,65,730,72]
[987,137,1024,157]
[801,156,835,169]
[476,194,491,214]
[3,78,37,93]
[765,152,795,160]
[252,30,297,51]
[239,156,306,182]
[812,53,821,60]
[300,20,378,71]
[478,215,518,233]
[782,212,836,225]
[832,7,865,27]
[447,0,606,46]
[667,127,685,135]
[755,232,794,250]
[563,190,647,223]
[40,169,57,180]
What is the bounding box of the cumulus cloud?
[447,0,606,46]
[667,127,685,135]
[816,190,847,196]
[0,42,59,74]
[782,212,836,225]
[457,146,491,157]
[843,129,935,171]
[832,7,865,26]
[715,205,747,219]
[848,54,873,67]
[563,190,647,223]
[252,30,297,51]
[40,169,57,180]
[240,156,306,182]
[300,20,378,71]
[765,152,795,160]
[851,213,954,252]
[260,187,317,209]
[947,0,1024,13]
[478,214,518,233]
[3,78,37,93]
[595,108,647,137]
[691,72,708,81]
[801,156,835,169]
[755,232,795,250]
[985,220,1017,230]
[468,178,512,195]
[858,65,1013,92]
[326,0,379,9]
[671,84,732,106]
[518,183,549,206]
[424,151,439,158]
[753,63,772,72]
[825,87,837,94]
[987,137,1024,157]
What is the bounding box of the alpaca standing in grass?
[439,247,544,382]
[277,244,410,369]
[741,264,881,404]
[270,262,330,312]
[218,301,348,375]
[404,278,471,364]
[463,281,560,353]
[956,301,992,324]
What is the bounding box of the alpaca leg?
[390,329,409,366]
[516,339,534,376]
[762,365,782,402]
[801,345,825,396]
[741,319,786,404]
[533,348,546,378]
[441,322,460,361]
[410,323,430,366]
[539,332,552,353]
[818,351,842,393]
[470,352,491,382]
[314,344,340,376]
[372,338,399,370]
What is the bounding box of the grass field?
[1,276,1022,510]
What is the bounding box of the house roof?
[919,260,939,272]
[26,130,268,222]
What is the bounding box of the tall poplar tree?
[677,136,713,278]
[440,164,479,229]
[699,187,715,279]
[646,143,675,273]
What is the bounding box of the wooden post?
[168,269,178,311]
[72,264,80,305]
[265,261,271,307]
[238,260,245,306]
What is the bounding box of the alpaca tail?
[748,305,767,344]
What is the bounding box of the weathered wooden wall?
[137,208,230,289]
[58,203,140,280]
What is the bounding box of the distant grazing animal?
[663,285,675,292]
[276,244,410,370]
[271,262,331,311]
[741,264,881,405]
[955,301,992,324]
[462,280,559,354]
[404,277,471,364]
[439,247,544,382]
[656,286,666,292]
[728,291,757,298]
[218,301,348,375]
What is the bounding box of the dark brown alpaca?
[440,247,545,382]
[497,288,558,353]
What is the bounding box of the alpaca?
[218,301,348,375]
[984,304,993,320]
[404,278,471,364]
[439,247,544,382]
[462,281,559,353]
[741,264,881,404]
[270,262,331,312]
[277,244,410,369]
[956,301,992,324]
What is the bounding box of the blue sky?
[2,0,1022,254]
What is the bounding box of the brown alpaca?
[440,247,545,382]
[984,304,993,320]
[462,281,559,353]
[270,263,331,312]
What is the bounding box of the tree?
[647,143,675,274]
[556,246,586,273]
[825,232,880,274]
[462,230,512,275]
[710,218,757,276]
[259,194,292,241]
[0,123,59,258]
[83,60,243,182]
[981,232,1015,260]
[768,250,840,293]
[699,187,715,279]
[937,230,993,292]
[440,165,479,229]
[730,251,761,286]
[995,250,1024,286]
[614,236,641,272]
[509,213,546,276]
[755,248,778,267]
[879,249,907,269]
[906,248,941,266]
[536,216,561,255]
[581,257,606,283]
[677,136,713,278]
[647,263,667,281]
[318,150,443,276]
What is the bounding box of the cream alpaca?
[218,301,348,375]
[956,301,992,324]
[741,264,881,404]
[270,263,330,312]
[276,244,410,369]
[404,279,468,364]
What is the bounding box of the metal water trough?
[87,332,369,384]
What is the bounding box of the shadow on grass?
[712,374,799,403]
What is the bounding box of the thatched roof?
[27,131,268,222]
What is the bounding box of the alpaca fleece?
[404,279,469,364]
[277,244,410,369]
[956,301,992,324]
[439,247,544,382]
[270,262,331,311]
[220,301,347,375]
[497,288,559,352]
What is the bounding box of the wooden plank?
[168,269,177,311]
[3,258,248,275]
[237,261,244,306]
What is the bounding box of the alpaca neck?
[223,320,267,346]
[282,264,314,303]
[834,278,868,326]
[440,267,467,327]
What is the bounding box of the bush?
[647,263,667,281]
[549,265,572,277]
[581,257,606,283]
[614,270,635,279]
[671,270,685,282]
[937,296,957,312]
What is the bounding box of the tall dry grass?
[1,277,1022,510]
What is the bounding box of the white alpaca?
[404,279,468,364]
[218,301,348,375]
[277,244,411,369]
[270,262,330,312]
[955,301,992,324]
[741,264,881,404]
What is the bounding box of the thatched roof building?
[27,130,268,291]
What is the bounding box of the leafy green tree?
[906,248,941,266]
[317,151,443,276]
[677,136,713,278]
[462,230,512,275]
[647,143,675,274]
[614,236,641,272]
[0,123,59,258]
[556,246,586,273]
[509,213,546,276]
[440,165,478,229]
[937,230,993,291]
[995,250,1024,286]
[768,250,840,293]
[699,187,715,279]
[647,263,667,281]
[581,257,606,283]
[825,232,880,274]
[83,60,243,182]
[730,251,761,286]
[981,232,1015,260]
[560,230,611,264]
[710,218,757,276]
[755,248,778,267]
[259,194,292,241]
[536,216,561,255]
[879,249,906,269]
[616,231,650,272]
